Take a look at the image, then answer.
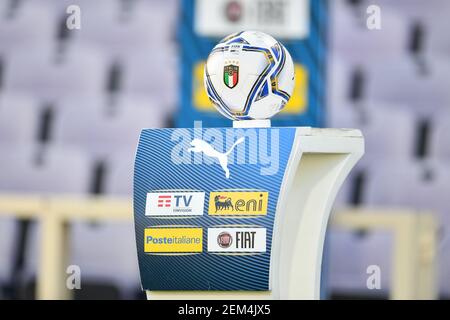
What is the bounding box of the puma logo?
[188,137,245,179]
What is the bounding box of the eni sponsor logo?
[144,227,203,253]
[208,191,268,216]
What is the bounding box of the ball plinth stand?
[142,31,363,300]
[145,126,364,300]
[232,119,272,128]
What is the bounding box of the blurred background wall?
[0,0,449,299]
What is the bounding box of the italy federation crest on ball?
[204,30,295,121]
[224,63,239,89]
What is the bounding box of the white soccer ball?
[204,31,295,121]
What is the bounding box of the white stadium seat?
[33,0,114,14]
[70,0,177,62]
[0,2,55,57]
[120,51,178,112]
[331,0,410,64]
[70,221,141,296]
[429,112,450,162]
[426,20,450,57]
[364,159,450,225]
[104,153,136,196]
[17,220,140,298]
[0,146,91,195]
[0,94,39,146]
[326,57,357,127]
[381,1,450,58]
[328,230,367,293]
[52,99,165,158]
[364,159,423,208]
[364,159,450,227]
[366,57,450,116]
[330,102,417,161]
[328,229,393,295]
[0,145,92,287]
[3,47,108,103]
[361,104,417,160]
[327,57,352,107]
[376,0,450,20]
[419,163,450,227]
[364,160,450,295]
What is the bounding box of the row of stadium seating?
[3,0,449,61]
[329,0,450,298]
[5,97,450,166]
[0,48,177,112]
[0,95,168,158]
[329,56,450,119]
[0,0,177,300]
[0,217,140,299]
[332,0,450,62]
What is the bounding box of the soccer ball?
[204,31,295,121]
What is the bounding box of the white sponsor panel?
[145,192,205,216]
[195,0,310,39]
[208,227,266,253]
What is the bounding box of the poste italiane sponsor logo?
[208,227,266,253]
[144,227,203,253]
[208,191,268,216]
[146,191,205,216]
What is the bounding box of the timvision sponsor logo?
[145,191,205,216]
[144,227,203,253]
[208,191,268,216]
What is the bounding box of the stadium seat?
[429,112,450,162]
[0,94,39,146]
[334,0,450,59]
[0,145,92,295]
[120,51,178,112]
[326,57,358,127]
[3,46,108,103]
[328,229,367,293]
[332,157,450,295]
[33,0,114,14]
[52,99,165,158]
[0,1,55,57]
[364,159,450,295]
[328,228,392,296]
[70,221,141,298]
[331,0,409,64]
[363,159,422,208]
[0,145,91,195]
[66,150,141,299]
[376,0,450,20]
[103,153,136,196]
[364,159,450,227]
[426,20,450,57]
[419,162,450,226]
[366,57,450,116]
[70,0,177,62]
[362,104,417,160]
[327,56,352,107]
[330,102,417,160]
